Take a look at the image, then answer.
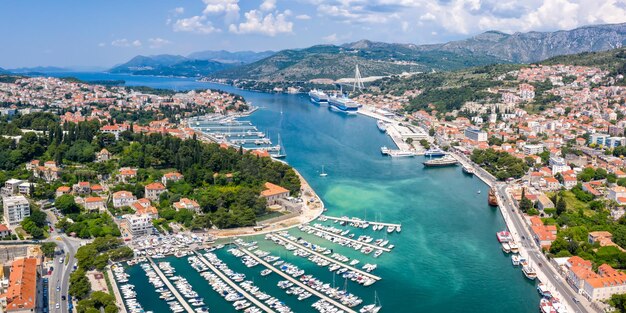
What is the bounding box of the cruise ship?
[422,155,458,167]
[308,89,329,104]
[328,95,360,114]
[376,120,388,132]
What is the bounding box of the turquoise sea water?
[43,73,540,312]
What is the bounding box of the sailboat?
[320,165,328,177]
[360,291,382,313]
[270,133,286,159]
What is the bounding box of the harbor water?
[45,72,540,312]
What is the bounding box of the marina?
[234,244,360,313]
[318,216,401,229]
[147,257,195,313]
[303,225,392,253]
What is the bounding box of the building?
[72,182,91,194]
[0,224,10,237]
[529,216,557,249]
[536,194,555,211]
[173,198,201,213]
[2,196,30,226]
[608,186,626,205]
[590,133,610,146]
[582,264,626,301]
[1,179,23,195]
[122,214,153,238]
[464,127,488,142]
[4,258,38,313]
[566,256,595,292]
[96,148,111,162]
[83,197,106,212]
[588,231,624,250]
[17,182,34,195]
[118,168,137,183]
[55,186,71,198]
[543,177,560,191]
[112,191,137,208]
[162,172,184,186]
[523,144,545,155]
[260,182,290,205]
[549,156,570,175]
[144,182,166,201]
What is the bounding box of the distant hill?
[109,54,234,77]
[8,66,71,73]
[187,50,275,64]
[420,23,626,63]
[0,67,9,74]
[210,43,502,81]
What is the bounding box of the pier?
[146,257,194,313]
[307,225,392,252]
[235,245,358,313]
[192,251,276,313]
[321,215,401,228]
[272,233,382,281]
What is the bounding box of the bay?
[42,72,540,312]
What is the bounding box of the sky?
[1,0,626,68]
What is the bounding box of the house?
[112,191,137,208]
[91,184,104,194]
[529,216,557,249]
[2,179,24,195]
[4,258,37,313]
[173,198,201,213]
[582,264,626,301]
[56,186,71,198]
[144,182,166,201]
[588,231,624,251]
[72,182,91,194]
[566,256,595,292]
[582,182,603,197]
[18,182,35,195]
[2,195,30,226]
[118,168,137,183]
[563,175,578,189]
[0,224,10,237]
[162,172,183,186]
[260,182,290,205]
[543,177,560,191]
[536,194,555,211]
[84,197,106,212]
[122,213,154,238]
[608,186,626,205]
[96,148,111,162]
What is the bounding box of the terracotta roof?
[85,197,104,203]
[0,224,9,232]
[145,182,166,190]
[56,186,71,192]
[113,191,134,199]
[261,182,289,197]
[5,258,37,311]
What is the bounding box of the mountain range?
[109,22,626,81]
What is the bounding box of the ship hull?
[488,188,498,206]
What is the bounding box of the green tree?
[55,194,81,214]
[556,197,567,215]
[611,293,626,312]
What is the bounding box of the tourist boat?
[376,120,388,132]
[522,264,537,280]
[501,242,511,253]
[540,298,556,313]
[537,283,552,298]
[496,231,512,243]
[550,297,567,313]
[388,150,416,158]
[509,242,519,253]
[309,89,329,104]
[511,254,521,266]
[462,164,475,175]
[380,146,390,155]
[422,155,458,167]
[488,188,498,206]
[423,148,446,157]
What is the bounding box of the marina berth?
[302,224,392,253]
[319,215,401,229]
[147,257,196,313]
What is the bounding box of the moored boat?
[537,283,552,298]
[422,155,458,167]
[522,264,538,280]
[488,188,498,206]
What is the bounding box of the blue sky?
[1,0,625,68]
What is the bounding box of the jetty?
[235,245,358,313]
[320,215,401,228]
[146,257,194,313]
[192,251,276,313]
[307,225,392,252]
[272,233,382,281]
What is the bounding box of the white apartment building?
[2,195,30,226]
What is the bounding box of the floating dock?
[146,257,194,313]
[272,233,382,281]
[306,225,392,252]
[320,215,401,228]
[192,251,276,313]
[235,245,358,313]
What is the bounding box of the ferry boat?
[376,120,388,132]
[550,297,568,313]
[540,298,556,313]
[380,146,390,155]
[423,155,458,167]
[511,254,521,266]
[522,264,538,280]
[423,148,446,157]
[537,283,552,298]
[501,242,511,253]
[308,89,329,104]
[488,188,499,206]
[509,242,519,253]
[388,150,416,158]
[328,95,359,114]
[496,231,512,243]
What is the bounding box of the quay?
[107,267,128,313]
[272,233,382,281]
[146,257,195,313]
[192,251,276,313]
[321,215,401,228]
[307,225,392,252]
[235,245,358,313]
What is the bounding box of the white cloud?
[229,10,293,36]
[148,38,172,48]
[419,12,436,21]
[296,14,311,20]
[260,0,276,12]
[202,0,239,16]
[97,42,106,47]
[173,16,221,33]
[322,33,338,43]
[111,39,142,47]
[174,7,185,14]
